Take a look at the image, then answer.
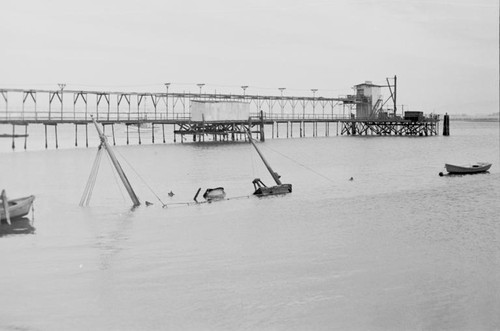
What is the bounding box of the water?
[1,121,499,330]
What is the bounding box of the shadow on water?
[438,171,491,177]
[0,217,36,237]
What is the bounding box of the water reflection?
[0,217,36,237]
[84,209,134,271]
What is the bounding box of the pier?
[0,79,440,149]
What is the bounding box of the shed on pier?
[354,81,383,119]
[404,111,424,122]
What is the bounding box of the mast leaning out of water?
[90,117,140,207]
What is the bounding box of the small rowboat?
[444,162,492,175]
[1,193,35,224]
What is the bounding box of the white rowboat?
[445,162,492,174]
[1,195,35,223]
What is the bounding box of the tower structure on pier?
[354,81,383,119]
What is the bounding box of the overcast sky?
[1,0,498,115]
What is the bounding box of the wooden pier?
[0,84,440,149]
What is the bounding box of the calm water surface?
[1,121,499,330]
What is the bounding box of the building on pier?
[354,81,384,119]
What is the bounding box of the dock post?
[75,124,78,146]
[443,113,450,136]
[138,125,141,144]
[126,124,129,145]
[162,124,165,143]
[85,124,88,147]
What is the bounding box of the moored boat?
[1,192,35,224]
[444,162,491,174]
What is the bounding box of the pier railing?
[0,109,358,123]
[0,88,355,124]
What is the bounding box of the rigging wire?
[80,146,104,206]
[259,143,336,183]
[113,147,168,207]
[249,140,256,178]
[104,149,127,203]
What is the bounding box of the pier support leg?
[85,124,88,147]
[259,111,265,142]
[162,124,165,143]
[24,125,28,149]
[44,125,48,149]
[54,124,58,149]
[126,125,129,145]
[11,125,15,149]
[138,125,141,145]
[151,123,155,143]
[112,124,116,145]
[75,124,78,146]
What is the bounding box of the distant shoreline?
[451,118,499,122]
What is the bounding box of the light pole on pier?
[311,88,318,116]
[279,88,286,117]
[164,82,170,119]
[279,87,286,97]
[58,83,66,119]
[197,83,205,96]
[241,85,248,96]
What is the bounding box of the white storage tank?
[191,100,250,122]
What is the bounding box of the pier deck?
[1,87,439,149]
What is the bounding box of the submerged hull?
[254,184,292,197]
[445,163,491,174]
[203,187,226,201]
[1,195,35,222]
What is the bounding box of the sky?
[0,0,498,115]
